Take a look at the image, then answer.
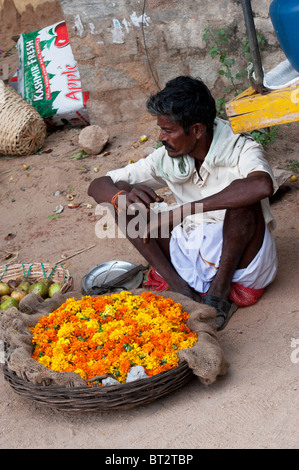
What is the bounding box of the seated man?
[88,76,278,331]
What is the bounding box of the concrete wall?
[58,1,284,126]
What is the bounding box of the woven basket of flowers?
[0,289,229,412]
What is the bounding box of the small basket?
[2,360,193,412]
[0,80,47,156]
[0,263,73,294]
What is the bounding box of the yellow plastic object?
[226,85,299,134]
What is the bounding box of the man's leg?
[202,202,266,329]
[207,202,265,299]
[115,208,202,302]
[114,200,265,317]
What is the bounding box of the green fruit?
[0,282,11,296]
[38,277,53,287]
[15,276,27,285]
[29,282,49,298]
[0,297,19,310]
[48,282,62,298]
[18,281,31,293]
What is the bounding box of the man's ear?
[191,123,205,138]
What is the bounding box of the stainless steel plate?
[81,260,144,294]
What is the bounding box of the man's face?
[157,115,197,158]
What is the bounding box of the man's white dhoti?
[169,222,278,294]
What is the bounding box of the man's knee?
[224,203,263,240]
[225,203,263,224]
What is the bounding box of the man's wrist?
[111,190,127,210]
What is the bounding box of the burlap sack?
[0,289,229,388]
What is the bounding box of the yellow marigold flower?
[74,368,87,380]
[76,306,95,319]
[86,318,100,330]
[57,322,75,338]
[91,332,105,345]
[103,304,116,317]
[135,311,152,323]
[51,355,70,372]
[38,355,51,368]
[57,337,70,346]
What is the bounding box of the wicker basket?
[0,262,73,294]
[2,360,194,412]
[0,80,47,156]
[1,284,194,411]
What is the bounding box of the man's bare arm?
[88,176,163,209]
[144,171,274,241]
[193,171,274,213]
[88,176,121,204]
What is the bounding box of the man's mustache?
[162,141,175,151]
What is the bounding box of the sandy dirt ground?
[1,14,299,451]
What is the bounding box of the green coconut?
[29,282,49,298]
[48,282,62,298]
[38,277,53,288]
[0,282,11,297]
[18,281,31,293]
[0,297,19,310]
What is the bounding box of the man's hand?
[119,185,164,212]
[88,176,163,210]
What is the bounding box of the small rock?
[54,205,64,214]
[102,377,120,386]
[125,365,148,383]
[78,125,109,155]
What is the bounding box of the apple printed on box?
[17,21,90,127]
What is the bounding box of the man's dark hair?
[146,76,216,134]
